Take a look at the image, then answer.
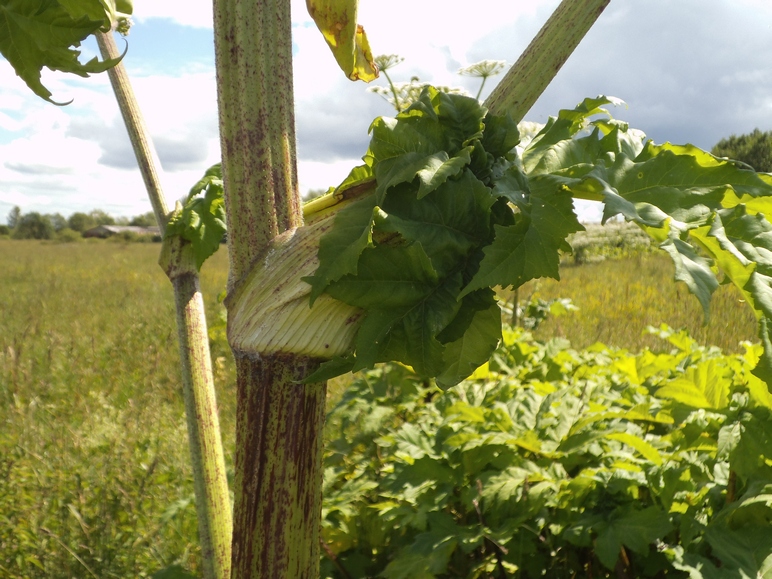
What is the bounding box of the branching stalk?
[96,31,232,579]
[484,0,610,121]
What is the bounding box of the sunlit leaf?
[0,0,130,104]
[306,0,377,82]
[165,163,226,270]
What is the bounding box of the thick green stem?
[230,355,326,577]
[212,0,324,576]
[213,0,302,287]
[96,31,232,579]
[484,0,610,121]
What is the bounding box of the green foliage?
[306,87,532,386]
[165,163,227,270]
[89,208,116,226]
[0,224,9,236]
[67,211,95,232]
[44,212,66,231]
[321,326,772,578]
[0,0,133,104]
[12,212,54,239]
[712,128,772,173]
[308,91,772,387]
[131,211,158,227]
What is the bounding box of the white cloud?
[130,0,214,28]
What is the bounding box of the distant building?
[82,225,161,239]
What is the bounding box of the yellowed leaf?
[306,0,378,82]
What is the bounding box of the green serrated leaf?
[58,0,116,22]
[705,524,772,577]
[523,96,622,174]
[0,0,126,104]
[753,317,772,386]
[369,114,443,163]
[601,148,772,232]
[353,308,407,371]
[605,432,663,465]
[431,89,486,152]
[655,359,732,410]
[481,113,520,158]
[375,151,450,201]
[304,194,378,304]
[400,274,462,376]
[165,164,226,270]
[416,147,472,199]
[376,169,495,275]
[462,176,583,297]
[711,205,772,275]
[302,355,355,383]
[325,243,439,310]
[436,301,501,389]
[594,506,672,570]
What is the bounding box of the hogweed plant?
[4,0,772,577]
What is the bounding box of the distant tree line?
[1,207,157,240]
[712,128,772,173]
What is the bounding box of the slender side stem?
[95,32,169,230]
[484,0,610,121]
[212,0,324,576]
[475,76,488,102]
[173,272,233,579]
[96,31,232,579]
[382,69,402,112]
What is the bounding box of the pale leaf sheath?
[227,210,363,358]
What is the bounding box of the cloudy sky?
[1,0,771,224]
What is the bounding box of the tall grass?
[0,239,232,578]
[517,252,757,352]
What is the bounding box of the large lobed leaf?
[519,97,772,387]
[0,0,132,104]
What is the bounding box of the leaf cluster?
[0,0,133,104]
[321,327,772,578]
[309,90,772,386]
[306,87,585,387]
[165,163,226,270]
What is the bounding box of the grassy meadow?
[0,236,760,577]
[0,239,232,578]
[519,252,757,353]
